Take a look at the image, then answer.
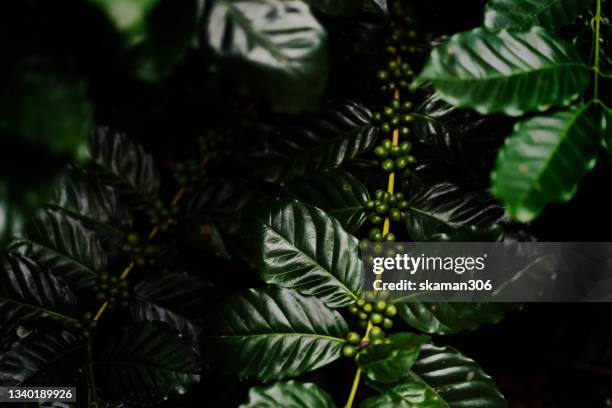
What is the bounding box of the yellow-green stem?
[593,0,602,101]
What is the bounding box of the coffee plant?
[0,0,611,407]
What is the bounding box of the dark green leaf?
[491,104,601,222]
[0,328,84,386]
[286,170,370,233]
[408,343,507,407]
[357,333,430,384]
[0,60,92,160]
[404,183,505,242]
[86,126,160,207]
[601,104,612,152]
[360,382,440,407]
[0,253,78,325]
[45,170,133,230]
[11,209,106,292]
[362,343,507,407]
[240,381,336,407]
[133,271,216,318]
[98,321,200,404]
[0,181,50,248]
[203,0,328,113]
[277,101,378,182]
[203,286,348,382]
[245,198,362,308]
[398,300,518,335]
[484,0,593,32]
[304,0,363,16]
[419,27,590,116]
[130,301,202,346]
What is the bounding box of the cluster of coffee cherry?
[174,159,206,190]
[145,200,179,232]
[342,299,397,358]
[373,137,416,173]
[121,232,158,267]
[94,272,130,311]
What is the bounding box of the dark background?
[2,0,612,406]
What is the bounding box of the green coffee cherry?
[382,318,394,330]
[381,159,394,172]
[348,304,359,315]
[374,146,389,158]
[347,332,361,345]
[372,338,384,345]
[383,233,395,242]
[363,303,373,314]
[385,304,398,317]
[369,326,385,340]
[371,313,384,325]
[343,344,357,358]
[374,301,387,312]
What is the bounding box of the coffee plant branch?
[344,54,402,408]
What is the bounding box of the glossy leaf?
[484,0,593,32]
[133,271,216,318]
[46,170,133,230]
[98,321,201,404]
[286,170,370,233]
[360,381,440,407]
[404,183,505,242]
[357,333,430,384]
[0,181,51,248]
[0,253,78,325]
[240,381,336,408]
[130,301,202,345]
[202,286,348,382]
[245,198,362,308]
[492,104,601,222]
[419,27,591,116]
[12,209,107,292]
[398,301,517,335]
[362,343,506,407]
[0,329,84,386]
[86,126,160,207]
[408,343,507,407]
[203,0,328,113]
[602,104,612,153]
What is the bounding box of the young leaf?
[484,0,593,32]
[492,104,601,222]
[202,286,348,382]
[404,183,505,242]
[98,321,201,404]
[286,170,370,233]
[240,381,336,408]
[245,198,363,308]
[357,333,430,384]
[0,253,78,325]
[12,209,107,292]
[363,343,507,407]
[397,301,518,335]
[419,27,590,116]
[203,0,328,113]
[86,126,160,207]
[0,329,85,386]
